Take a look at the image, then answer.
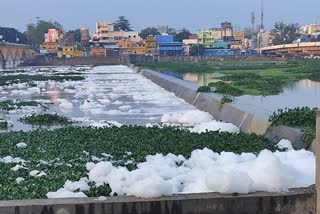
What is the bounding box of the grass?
[19,114,73,126]
[138,60,320,96]
[0,126,277,200]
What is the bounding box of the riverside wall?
[132,66,304,149]
[0,187,315,214]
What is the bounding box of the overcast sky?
[1,0,319,33]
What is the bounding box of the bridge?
[261,42,320,57]
[0,42,35,69]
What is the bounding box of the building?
[213,40,230,49]
[197,30,216,48]
[93,22,115,43]
[45,29,59,43]
[221,22,233,39]
[80,28,90,43]
[117,39,145,55]
[65,31,75,46]
[301,24,320,36]
[125,32,142,43]
[90,47,106,57]
[144,36,158,56]
[260,31,274,47]
[203,49,234,56]
[40,42,59,54]
[182,39,198,56]
[155,35,183,56]
[158,26,169,34]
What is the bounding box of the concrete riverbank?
[132,66,304,149]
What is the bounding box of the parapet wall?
[136,67,303,149]
[0,187,315,214]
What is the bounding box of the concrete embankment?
[0,187,314,214]
[131,66,303,149]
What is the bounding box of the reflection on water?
[160,71,320,119]
[160,71,224,86]
[233,79,320,119]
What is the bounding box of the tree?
[244,27,255,40]
[26,20,63,46]
[270,22,300,45]
[0,27,27,44]
[114,16,132,31]
[167,28,176,35]
[139,27,160,39]
[73,29,81,42]
[190,44,205,56]
[174,28,191,42]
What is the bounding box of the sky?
[1,0,319,34]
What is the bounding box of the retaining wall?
[0,187,315,214]
[135,67,303,149]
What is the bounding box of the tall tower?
[251,12,255,32]
[260,0,264,30]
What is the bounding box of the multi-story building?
[158,25,169,34]
[125,32,142,43]
[197,30,215,48]
[301,24,320,36]
[221,22,233,39]
[144,36,158,56]
[80,28,90,43]
[117,39,145,55]
[155,35,183,56]
[93,22,115,43]
[182,39,198,56]
[260,31,274,47]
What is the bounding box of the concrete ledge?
[139,69,304,149]
[0,187,315,214]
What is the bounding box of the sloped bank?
[133,66,304,149]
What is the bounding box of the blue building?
[203,49,234,56]
[155,35,184,56]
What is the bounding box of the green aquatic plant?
[269,107,317,148]
[0,126,277,200]
[19,114,73,126]
[0,100,48,111]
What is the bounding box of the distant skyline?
[1,0,320,33]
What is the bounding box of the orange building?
[40,43,59,53]
[90,47,106,57]
[117,39,145,55]
[144,36,158,55]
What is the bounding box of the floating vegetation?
[19,114,73,126]
[0,126,276,200]
[0,74,85,86]
[0,119,8,129]
[0,100,48,111]
[269,107,317,148]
